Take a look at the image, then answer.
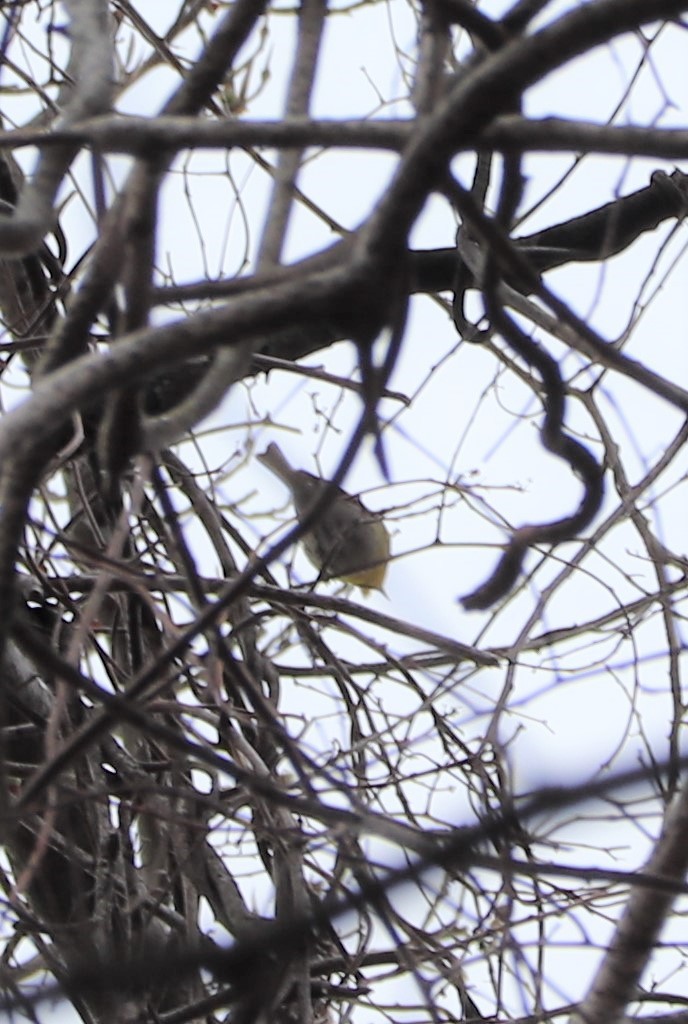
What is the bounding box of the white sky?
[2,1,688,1020]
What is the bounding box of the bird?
[258,442,391,592]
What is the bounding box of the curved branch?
[572,781,688,1024]
[462,293,605,610]
[359,0,688,263]
[0,261,354,652]
[0,0,113,257]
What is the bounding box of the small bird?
[258,442,390,592]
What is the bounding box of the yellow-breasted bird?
[258,443,390,592]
